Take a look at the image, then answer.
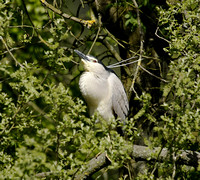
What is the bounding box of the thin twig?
[88,26,101,54]
[129,0,143,98]
[0,36,24,68]
[0,123,15,135]
[150,145,165,175]
[155,27,170,43]
[9,25,40,29]
[104,28,126,49]
[139,65,168,83]
[0,45,25,55]
[87,15,102,54]
[87,0,102,54]
[22,0,53,48]
[27,101,53,122]
[172,150,177,179]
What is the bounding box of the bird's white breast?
[79,72,113,119]
[79,72,108,104]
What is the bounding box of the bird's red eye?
[93,60,97,63]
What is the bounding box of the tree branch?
[40,0,96,29]
[35,171,60,178]
[132,145,200,167]
[155,27,170,43]
[79,145,200,177]
[34,145,200,178]
[139,65,168,83]
[0,36,24,68]
[22,0,54,48]
[74,152,111,179]
[35,152,111,179]
[27,101,53,122]
[87,0,102,54]
[129,0,144,98]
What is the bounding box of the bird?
[74,50,129,121]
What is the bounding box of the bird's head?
[74,50,107,74]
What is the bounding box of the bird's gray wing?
[108,72,129,120]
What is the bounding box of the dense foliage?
[0,0,199,179]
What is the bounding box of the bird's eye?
[93,59,97,63]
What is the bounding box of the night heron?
[74,50,129,121]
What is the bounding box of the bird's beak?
[74,50,89,61]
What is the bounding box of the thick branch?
[35,145,200,178]
[36,152,111,178]
[74,152,111,180]
[79,145,200,177]
[132,145,200,167]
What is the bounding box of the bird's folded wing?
[108,73,129,120]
